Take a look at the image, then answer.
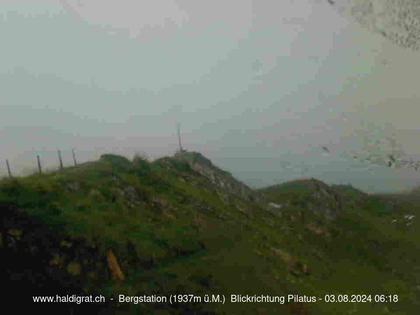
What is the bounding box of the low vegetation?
[0,152,419,314]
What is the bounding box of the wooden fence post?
[58,150,64,170]
[177,123,184,152]
[6,159,12,178]
[37,155,42,174]
[72,149,78,166]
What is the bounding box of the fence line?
[1,148,167,179]
[2,149,81,179]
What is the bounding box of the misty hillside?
[1,151,419,314]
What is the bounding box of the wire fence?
[2,149,80,179]
[0,145,171,180]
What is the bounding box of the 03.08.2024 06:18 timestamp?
[321,294,399,303]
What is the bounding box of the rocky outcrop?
[261,179,343,220]
[305,179,342,219]
[174,151,262,203]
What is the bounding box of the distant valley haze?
[2,0,420,193]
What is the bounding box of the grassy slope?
[0,153,419,314]
[261,181,420,315]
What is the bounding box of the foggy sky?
[1,0,420,193]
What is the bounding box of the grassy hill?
[0,152,419,314]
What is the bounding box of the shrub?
[100,154,132,172]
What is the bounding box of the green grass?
[1,152,419,314]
